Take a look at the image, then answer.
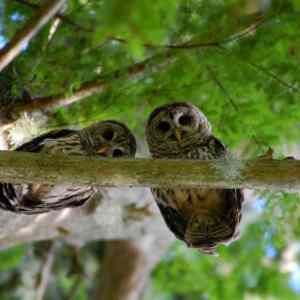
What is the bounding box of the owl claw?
[283,156,296,160]
[257,147,274,160]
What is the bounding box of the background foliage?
[1,0,300,299]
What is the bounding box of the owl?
[146,102,243,254]
[0,120,136,214]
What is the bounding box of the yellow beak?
[97,146,109,156]
[175,128,182,143]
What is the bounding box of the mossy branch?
[0,151,299,191]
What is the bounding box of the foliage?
[0,245,26,271]
[152,193,300,300]
[1,0,300,299]
[1,0,299,153]
[0,241,106,300]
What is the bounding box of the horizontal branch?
[0,151,299,191]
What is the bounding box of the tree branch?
[0,52,173,126]
[13,0,92,33]
[0,151,299,191]
[206,65,239,111]
[0,0,66,72]
[0,10,266,127]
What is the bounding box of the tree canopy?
[1,0,300,299]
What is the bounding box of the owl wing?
[15,129,77,152]
[222,188,244,226]
[207,136,244,212]
[207,135,244,239]
[0,129,95,214]
[156,202,187,241]
[205,135,228,159]
[224,188,244,208]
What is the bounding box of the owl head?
[80,120,137,158]
[146,102,211,157]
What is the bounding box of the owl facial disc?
[80,120,137,158]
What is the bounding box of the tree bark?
[0,151,299,190]
[92,238,171,300]
[93,240,146,300]
[0,0,66,72]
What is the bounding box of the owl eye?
[178,115,193,126]
[112,149,123,157]
[102,129,114,141]
[157,121,170,132]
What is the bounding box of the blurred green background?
[1,0,300,299]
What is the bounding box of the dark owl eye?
[102,129,114,141]
[179,115,193,126]
[157,121,170,132]
[112,149,123,157]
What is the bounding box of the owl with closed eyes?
[146,102,244,254]
[0,120,136,214]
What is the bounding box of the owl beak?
[175,128,182,143]
[97,146,110,156]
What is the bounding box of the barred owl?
[146,102,243,254]
[0,121,136,214]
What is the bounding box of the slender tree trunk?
[0,151,299,190]
[92,238,171,300]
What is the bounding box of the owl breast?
[151,137,230,244]
[152,188,226,216]
[185,146,217,159]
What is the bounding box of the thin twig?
[0,0,66,72]
[222,16,267,45]
[206,65,266,148]
[248,61,300,93]
[215,46,300,95]
[13,0,91,32]
[35,243,59,300]
[206,65,239,111]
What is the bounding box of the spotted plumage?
[0,121,136,214]
[146,102,243,254]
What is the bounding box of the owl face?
[80,120,136,158]
[146,102,211,156]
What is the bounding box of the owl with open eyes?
[0,120,136,214]
[146,102,244,254]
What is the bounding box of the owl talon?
[124,203,153,221]
[257,147,274,160]
[284,156,296,160]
